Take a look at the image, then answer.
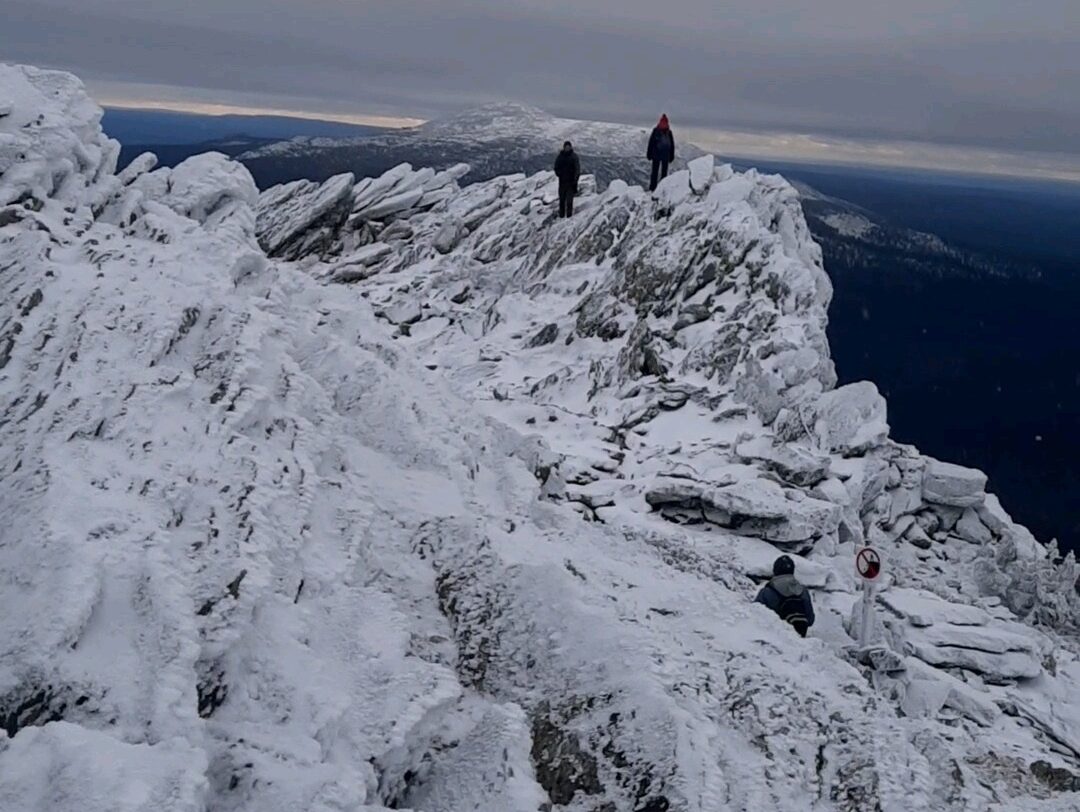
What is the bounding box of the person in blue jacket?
[755,555,815,637]
[647,114,676,191]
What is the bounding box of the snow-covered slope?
[2,64,1079,812]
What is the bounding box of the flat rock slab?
[880,587,991,628]
[880,587,1045,681]
[646,475,842,542]
[922,458,987,507]
[735,436,831,487]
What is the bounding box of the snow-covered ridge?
[2,63,1080,812]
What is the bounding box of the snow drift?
[2,64,1079,812]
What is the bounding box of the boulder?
[904,624,1043,681]
[922,459,987,507]
[701,478,842,543]
[433,219,464,254]
[688,155,715,194]
[955,508,993,544]
[735,436,831,486]
[653,169,692,208]
[813,382,889,454]
[778,382,888,455]
[673,303,711,330]
[385,300,423,326]
[735,537,831,588]
[879,588,990,628]
[902,659,1001,726]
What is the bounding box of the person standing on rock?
[647,114,676,191]
[755,555,815,637]
[553,141,581,218]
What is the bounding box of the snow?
[822,212,876,239]
[254,171,354,258]
[2,62,1080,811]
[688,154,715,193]
[922,458,989,507]
[0,724,207,812]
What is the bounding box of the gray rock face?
[255,172,355,260]
[922,459,988,507]
[955,508,994,544]
[1031,761,1080,792]
[880,589,1047,682]
[526,323,559,348]
[646,477,841,543]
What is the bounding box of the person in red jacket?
[647,114,676,191]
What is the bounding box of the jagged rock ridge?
[2,63,1079,812]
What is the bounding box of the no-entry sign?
[856,547,882,580]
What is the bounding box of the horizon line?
[99,98,1080,185]
[100,98,424,130]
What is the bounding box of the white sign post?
[855,546,882,647]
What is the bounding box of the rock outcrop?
[2,63,1079,812]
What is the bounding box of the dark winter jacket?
[755,574,815,636]
[554,149,581,187]
[647,127,675,163]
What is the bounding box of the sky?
[3,0,1079,178]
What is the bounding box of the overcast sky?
[3,0,1078,174]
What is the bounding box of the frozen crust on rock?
[2,63,1080,811]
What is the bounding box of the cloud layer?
[4,0,1078,158]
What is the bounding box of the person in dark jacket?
[647,114,675,191]
[553,141,581,218]
[755,555,815,637]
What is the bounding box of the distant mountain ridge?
[236,102,705,189]
[235,103,1038,285]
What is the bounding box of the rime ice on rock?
[3,62,1080,812]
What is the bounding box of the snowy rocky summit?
[2,64,1080,812]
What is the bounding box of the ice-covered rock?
[735,435,831,486]
[688,154,715,194]
[922,458,988,507]
[778,381,889,455]
[901,659,1001,726]
[653,168,692,207]
[0,723,208,812]
[646,477,841,543]
[956,507,994,544]
[255,171,354,259]
[905,623,1044,681]
[879,589,1047,682]
[2,62,1078,812]
[0,64,118,208]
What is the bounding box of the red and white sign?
[856,546,882,580]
